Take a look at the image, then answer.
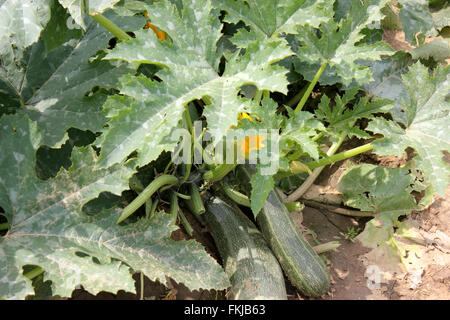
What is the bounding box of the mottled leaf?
[338,164,419,214]
[410,38,450,62]
[0,0,52,52]
[367,62,450,195]
[0,12,145,147]
[100,0,292,168]
[0,114,229,299]
[315,86,392,138]
[398,0,435,44]
[294,0,394,86]
[338,164,430,274]
[42,0,83,52]
[214,0,334,44]
[59,0,121,30]
[362,51,413,124]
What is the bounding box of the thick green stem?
[0,222,8,231]
[24,267,44,280]
[203,164,236,183]
[221,182,251,207]
[254,90,263,104]
[145,198,153,219]
[169,191,179,225]
[178,209,194,236]
[90,14,131,41]
[173,191,191,200]
[183,199,205,225]
[312,132,324,142]
[149,198,159,218]
[287,136,345,202]
[117,175,178,224]
[294,61,328,114]
[189,183,205,215]
[290,143,374,174]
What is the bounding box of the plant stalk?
[221,182,251,207]
[90,14,131,41]
[178,209,194,236]
[294,61,328,114]
[302,200,374,217]
[291,143,374,174]
[117,175,178,224]
[203,164,236,183]
[189,183,205,215]
[287,135,345,202]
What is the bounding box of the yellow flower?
[240,135,266,159]
[230,112,253,129]
[238,112,253,121]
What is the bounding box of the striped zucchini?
[204,193,287,300]
[236,165,330,297]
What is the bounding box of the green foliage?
[214,0,333,45]
[99,0,292,168]
[367,62,450,195]
[293,0,394,86]
[0,114,229,299]
[0,0,449,299]
[398,0,435,44]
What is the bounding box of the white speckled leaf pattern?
[59,0,121,30]
[294,0,394,86]
[0,115,229,299]
[99,0,293,168]
[0,0,52,52]
[337,164,423,270]
[0,13,144,147]
[362,52,413,125]
[398,0,435,45]
[367,62,450,196]
[213,0,333,41]
[315,87,392,138]
[338,164,419,214]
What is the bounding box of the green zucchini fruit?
[236,165,330,297]
[203,193,287,300]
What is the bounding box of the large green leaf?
[362,51,413,125]
[338,164,419,214]
[0,0,52,52]
[0,114,229,299]
[338,164,428,273]
[214,0,334,43]
[0,12,144,147]
[42,0,83,52]
[99,0,292,168]
[315,86,392,139]
[59,0,121,30]
[294,0,394,86]
[398,0,435,45]
[367,62,450,195]
[250,170,274,218]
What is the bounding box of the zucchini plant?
[0,0,448,299]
